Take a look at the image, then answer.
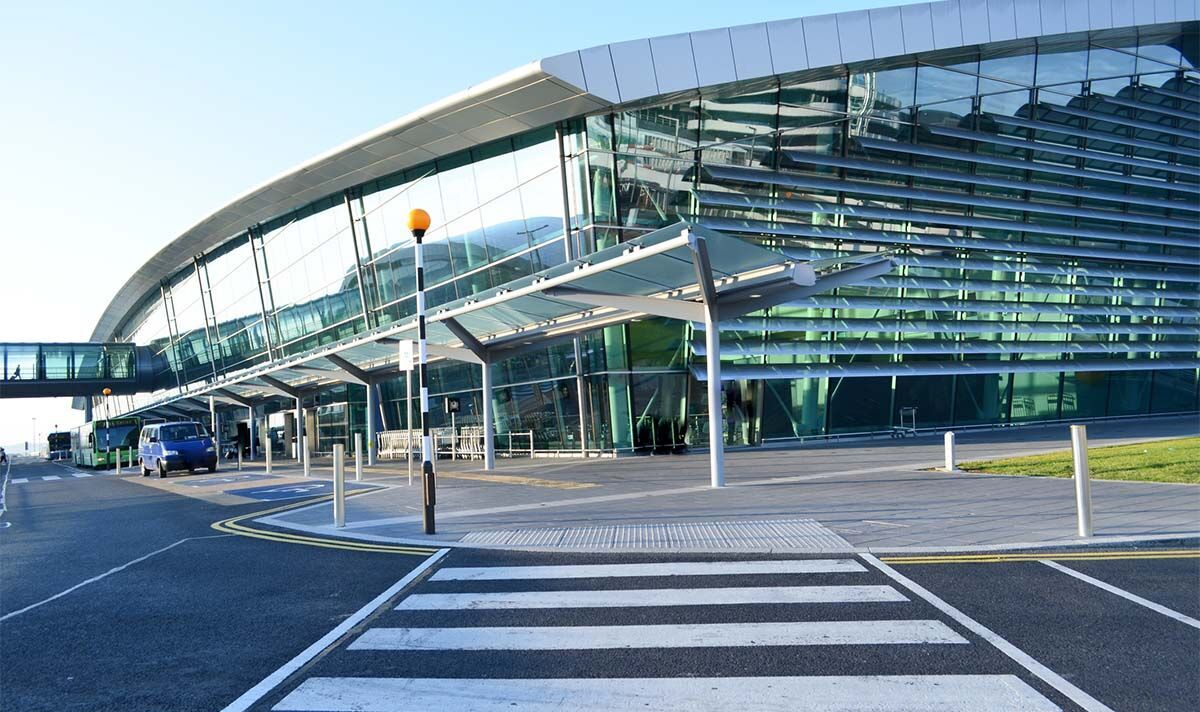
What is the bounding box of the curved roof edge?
[92,0,1196,342]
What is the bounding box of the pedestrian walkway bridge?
[0,342,155,398]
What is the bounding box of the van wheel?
[158,460,167,479]
[141,459,150,477]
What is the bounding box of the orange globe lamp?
[102,387,112,396]
[407,208,431,236]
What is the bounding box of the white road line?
[1041,559,1200,630]
[42,475,60,481]
[396,585,907,610]
[350,619,968,651]
[11,478,28,484]
[220,549,449,712]
[71,473,92,478]
[431,559,866,581]
[0,534,230,622]
[0,458,10,521]
[860,553,1116,712]
[273,675,1059,712]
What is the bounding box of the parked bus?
[46,431,72,460]
[72,417,141,468]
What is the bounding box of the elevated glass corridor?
[0,343,147,398]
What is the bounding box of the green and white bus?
[72,417,141,468]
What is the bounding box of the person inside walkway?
[8,365,20,380]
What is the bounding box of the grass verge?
[960,436,1199,485]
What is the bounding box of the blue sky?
[0,0,911,447]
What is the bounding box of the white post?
[294,398,304,460]
[333,443,345,528]
[451,411,457,460]
[482,361,495,471]
[705,311,724,488]
[237,447,242,471]
[247,406,256,461]
[210,396,219,464]
[302,435,311,477]
[944,431,956,472]
[354,432,363,482]
[366,382,378,467]
[406,373,414,485]
[1071,424,1093,537]
[115,448,122,475]
[264,438,272,474]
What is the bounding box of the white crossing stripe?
[397,585,906,610]
[431,559,866,581]
[42,476,60,481]
[72,473,92,478]
[273,675,1059,712]
[350,619,968,651]
[11,478,28,484]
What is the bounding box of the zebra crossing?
[9,470,119,484]
[265,555,1068,711]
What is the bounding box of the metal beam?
[544,287,705,322]
[214,388,255,408]
[256,374,301,399]
[718,258,894,320]
[323,354,371,385]
[426,343,485,365]
[442,317,489,362]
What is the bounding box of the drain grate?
[459,518,853,551]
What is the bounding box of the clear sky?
[0,0,912,451]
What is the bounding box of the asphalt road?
[0,458,426,711]
[2,456,1197,711]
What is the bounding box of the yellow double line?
[882,549,1200,565]
[211,493,438,556]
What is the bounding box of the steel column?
[557,123,589,458]
[482,359,495,470]
[365,379,378,467]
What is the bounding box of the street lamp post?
[408,208,436,534]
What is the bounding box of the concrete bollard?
[354,433,363,482]
[265,443,272,475]
[237,447,243,471]
[1070,425,1093,537]
[944,431,956,472]
[302,436,311,478]
[333,443,345,528]
[115,448,122,475]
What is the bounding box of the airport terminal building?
[85,0,1198,457]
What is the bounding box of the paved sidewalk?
[258,416,1200,552]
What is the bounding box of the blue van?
[139,422,218,477]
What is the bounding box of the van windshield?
[159,424,206,441]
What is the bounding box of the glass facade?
[108,22,1198,451]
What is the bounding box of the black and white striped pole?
[408,208,437,534]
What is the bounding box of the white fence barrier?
[378,428,534,460]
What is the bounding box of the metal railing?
[378,428,535,460]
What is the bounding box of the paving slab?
[260,416,1200,552]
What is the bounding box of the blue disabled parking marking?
[180,473,279,488]
[225,481,378,501]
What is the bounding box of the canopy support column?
[247,405,257,461]
[365,379,378,467]
[688,230,724,488]
[209,396,219,463]
[294,397,304,460]
[482,360,495,470]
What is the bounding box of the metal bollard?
[944,431,956,472]
[302,436,311,478]
[333,443,345,528]
[354,433,363,482]
[265,443,272,474]
[1070,425,1093,537]
[237,447,243,471]
[115,448,122,475]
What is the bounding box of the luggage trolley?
[892,406,917,438]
